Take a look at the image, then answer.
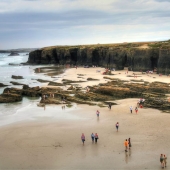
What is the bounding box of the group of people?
[81,133,99,145]
[160,154,167,168]
[124,138,131,152]
[82,103,168,169]
[130,106,139,114]
[42,93,55,100]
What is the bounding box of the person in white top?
[130,106,133,113]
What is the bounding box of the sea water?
[0,53,79,126]
[0,53,55,93]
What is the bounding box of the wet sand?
[0,68,170,169]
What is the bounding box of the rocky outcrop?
[27,41,170,74]
[87,78,99,81]
[0,93,22,103]
[8,52,19,56]
[11,75,24,79]
[157,49,170,74]
[10,81,26,86]
[0,83,8,87]
[1,78,170,111]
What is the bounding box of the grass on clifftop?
[41,40,170,51]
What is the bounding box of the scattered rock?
[11,75,24,79]
[87,78,99,81]
[37,103,45,107]
[1,78,170,112]
[0,83,8,87]
[0,93,22,103]
[23,85,29,89]
[10,81,26,86]
[62,79,86,84]
[67,85,75,90]
[8,52,19,56]
[48,82,64,86]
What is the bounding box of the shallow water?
[0,53,56,93]
[0,53,74,126]
[0,96,81,127]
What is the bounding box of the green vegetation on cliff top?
[42,40,170,51]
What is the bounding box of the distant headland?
[0,48,38,53]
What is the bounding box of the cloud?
[0,0,170,49]
[154,0,170,2]
[24,0,39,1]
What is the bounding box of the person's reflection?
[129,149,131,157]
[125,149,131,164]
[125,151,128,164]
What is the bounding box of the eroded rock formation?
[27,41,170,74]
[1,78,170,112]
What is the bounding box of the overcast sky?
[0,0,170,49]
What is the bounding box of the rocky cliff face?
[27,42,170,74]
[157,49,170,74]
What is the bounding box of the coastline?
[0,67,170,169]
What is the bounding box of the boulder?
[11,75,24,79]
[23,85,29,89]
[37,103,45,107]
[67,85,75,90]
[0,83,8,87]
[87,78,99,81]
[31,86,40,91]
[8,52,19,56]
[10,81,26,86]
[0,93,22,103]
[62,79,86,84]
[48,82,64,86]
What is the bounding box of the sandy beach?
[0,67,170,169]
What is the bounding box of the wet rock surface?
[0,83,8,87]
[87,78,99,81]
[10,81,26,86]
[11,75,24,79]
[0,92,22,103]
[8,52,19,56]
[1,78,170,112]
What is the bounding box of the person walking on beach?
[108,103,112,110]
[128,138,131,149]
[91,133,95,143]
[130,106,133,114]
[164,155,167,167]
[95,133,99,143]
[96,110,100,118]
[124,139,128,152]
[135,107,138,114]
[160,154,164,168]
[81,133,85,145]
[116,122,119,132]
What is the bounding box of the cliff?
[27,41,170,74]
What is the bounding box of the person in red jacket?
[81,133,85,145]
